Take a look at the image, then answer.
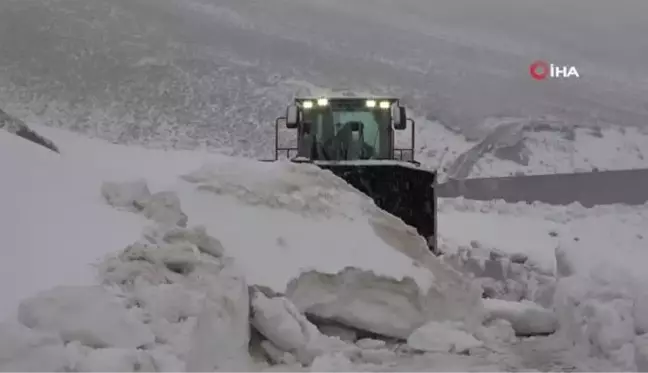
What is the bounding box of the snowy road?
[1,0,647,154]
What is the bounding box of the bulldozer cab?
[270,96,437,253]
[274,97,416,163]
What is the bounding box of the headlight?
[302,100,313,109]
[366,100,376,108]
[379,101,390,109]
[317,98,328,106]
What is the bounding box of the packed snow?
[2,120,647,371]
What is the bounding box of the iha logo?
[529,60,580,80]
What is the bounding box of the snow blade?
[315,162,437,248]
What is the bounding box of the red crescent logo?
[529,60,550,80]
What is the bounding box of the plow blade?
[315,162,437,246]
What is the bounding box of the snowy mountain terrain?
[2,123,647,371]
[2,0,648,165]
[412,116,648,180]
[2,0,648,371]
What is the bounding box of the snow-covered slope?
[408,115,648,180]
[0,131,146,320]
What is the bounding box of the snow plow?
[271,96,438,250]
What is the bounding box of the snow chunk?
[407,321,483,353]
[134,283,204,323]
[476,319,516,344]
[483,298,558,336]
[355,338,386,350]
[76,348,156,372]
[318,324,357,343]
[251,291,353,366]
[287,268,427,339]
[140,191,188,227]
[102,180,188,226]
[17,286,154,348]
[151,225,225,258]
[98,224,251,369]
[288,267,482,340]
[185,265,251,371]
[101,179,151,212]
[358,348,397,365]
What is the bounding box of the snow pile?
[0,223,246,371]
[0,218,484,371]
[438,197,648,370]
[0,127,490,371]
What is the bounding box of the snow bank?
[32,124,439,294]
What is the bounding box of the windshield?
[302,105,391,160]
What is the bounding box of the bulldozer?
[271,96,438,250]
